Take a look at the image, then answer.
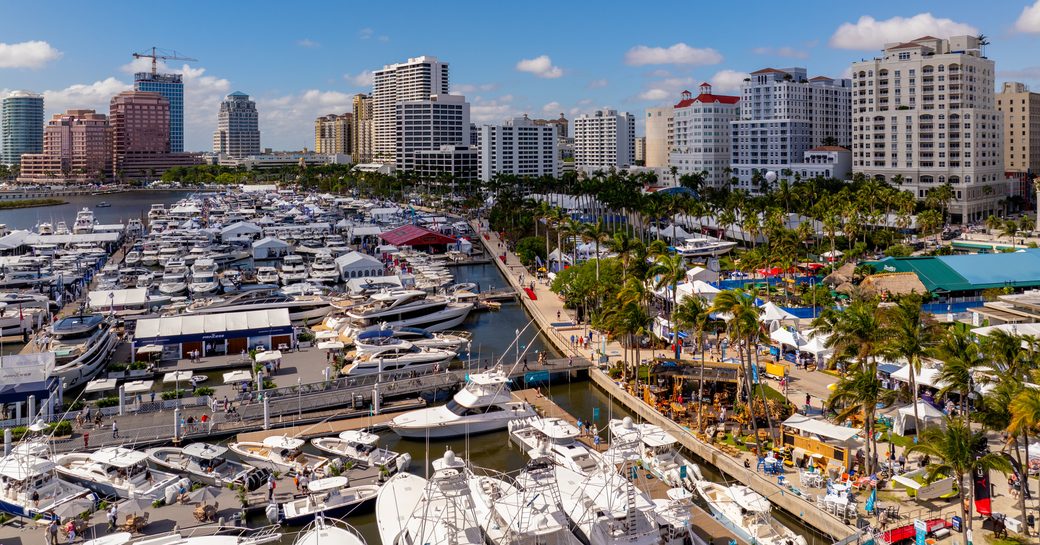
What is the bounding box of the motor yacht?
[0,453,95,519]
[135,272,155,289]
[388,367,535,438]
[692,465,806,545]
[354,327,470,354]
[189,258,220,295]
[256,267,280,285]
[124,250,142,266]
[308,253,340,284]
[609,417,696,489]
[271,477,378,525]
[126,218,144,237]
[145,443,267,489]
[54,447,184,500]
[674,236,736,258]
[48,313,118,389]
[344,289,471,334]
[140,248,160,267]
[310,430,412,473]
[279,254,309,285]
[0,291,52,310]
[37,222,53,235]
[159,261,189,296]
[343,340,456,376]
[376,449,484,545]
[0,306,44,337]
[228,436,329,474]
[471,456,581,545]
[157,246,182,268]
[183,288,332,325]
[293,515,366,545]
[220,270,242,291]
[72,208,95,234]
[147,204,167,220]
[553,462,661,545]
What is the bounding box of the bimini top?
[467,369,511,387]
[52,314,105,334]
[728,485,771,513]
[338,429,379,445]
[530,417,579,441]
[0,454,56,480]
[182,443,228,460]
[262,436,304,450]
[305,476,349,493]
[90,447,148,468]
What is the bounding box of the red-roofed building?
[669,83,741,188]
[379,224,458,251]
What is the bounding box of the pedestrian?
[570,335,575,347]
[293,474,300,492]
[31,489,39,507]
[83,432,89,449]
[267,476,276,501]
[107,505,117,531]
[805,393,811,409]
[556,310,561,321]
[523,356,529,371]
[150,391,156,403]
[483,359,488,370]
[47,519,59,545]
[568,355,573,367]
[111,420,118,439]
[67,522,76,544]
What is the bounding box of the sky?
[3,0,1040,152]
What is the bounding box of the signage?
[914,519,927,545]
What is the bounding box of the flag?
[865,487,876,514]
[973,465,992,516]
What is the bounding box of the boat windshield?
[444,400,467,415]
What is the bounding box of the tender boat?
[272,476,378,524]
[674,236,736,258]
[344,289,471,334]
[48,313,118,389]
[293,514,367,545]
[388,367,535,438]
[609,417,696,489]
[146,443,267,489]
[54,447,184,500]
[0,453,95,519]
[96,202,111,208]
[343,340,456,376]
[228,436,329,474]
[692,465,806,545]
[310,430,411,473]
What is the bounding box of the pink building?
[19,109,111,183]
[109,91,199,178]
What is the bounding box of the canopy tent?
[770,328,807,350]
[890,364,949,389]
[163,371,193,384]
[547,248,572,265]
[781,414,860,443]
[255,350,282,363]
[135,344,163,355]
[223,370,253,384]
[759,302,798,323]
[122,380,153,395]
[84,378,118,395]
[318,341,345,350]
[893,402,946,436]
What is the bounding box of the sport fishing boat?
[508,416,581,452]
[353,327,470,354]
[228,436,329,474]
[54,447,184,500]
[342,341,456,376]
[293,514,366,545]
[49,313,118,389]
[189,258,220,295]
[145,443,267,489]
[270,476,378,525]
[308,253,340,284]
[609,417,696,489]
[471,456,581,545]
[0,453,95,519]
[310,430,412,474]
[692,465,806,545]
[278,254,309,285]
[674,236,736,258]
[183,288,333,325]
[344,289,472,334]
[388,367,535,439]
[553,461,661,545]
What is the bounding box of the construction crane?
[132,47,197,75]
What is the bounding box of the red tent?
[379,225,458,249]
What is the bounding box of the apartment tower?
[18,110,111,182]
[1,91,44,166]
[669,84,740,187]
[372,56,449,163]
[213,92,261,158]
[573,109,636,171]
[134,72,184,153]
[314,113,352,155]
[352,94,374,162]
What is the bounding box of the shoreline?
[0,198,67,210]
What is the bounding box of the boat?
[126,218,144,237]
[37,222,53,235]
[344,289,472,334]
[189,258,220,295]
[0,291,53,310]
[159,261,189,296]
[310,430,412,473]
[470,456,581,545]
[0,305,44,336]
[609,417,696,489]
[309,253,341,284]
[293,514,367,545]
[124,250,142,266]
[141,248,160,267]
[343,340,456,376]
[388,367,535,438]
[145,443,267,489]
[674,236,736,258]
[554,461,662,545]
[183,288,333,325]
[508,416,581,452]
[0,453,95,519]
[55,222,69,235]
[653,487,700,545]
[48,313,118,389]
[72,208,95,234]
[353,327,470,354]
[54,447,185,500]
[279,254,309,285]
[220,270,242,291]
[96,202,111,208]
[376,449,484,545]
[147,204,167,220]
[271,477,379,524]
[228,436,329,474]
[256,267,280,285]
[692,465,806,545]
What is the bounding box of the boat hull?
[391,408,536,439]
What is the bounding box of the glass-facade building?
[134,72,183,152]
[1,91,44,165]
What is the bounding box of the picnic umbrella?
[118,497,152,515]
[188,486,220,505]
[50,498,94,520]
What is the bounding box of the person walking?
[267,476,276,501]
[111,420,118,439]
[47,518,59,545]
[107,505,117,531]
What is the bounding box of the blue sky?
[3,0,1040,151]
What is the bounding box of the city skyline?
[2,1,1040,150]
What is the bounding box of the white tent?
[335,251,385,281]
[893,402,946,436]
[759,302,798,323]
[770,328,807,349]
[890,364,949,389]
[255,350,282,363]
[547,248,572,265]
[781,414,861,443]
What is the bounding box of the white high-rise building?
[573,108,635,172]
[644,106,672,168]
[852,35,1005,223]
[395,94,470,173]
[731,67,851,191]
[478,115,558,181]
[372,56,449,163]
[668,84,740,187]
[213,92,260,158]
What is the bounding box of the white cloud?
[638,89,670,101]
[358,28,389,42]
[1015,1,1040,33]
[829,14,978,50]
[709,70,750,93]
[542,101,562,113]
[516,55,563,79]
[587,79,608,89]
[646,69,672,78]
[752,46,809,59]
[471,95,519,124]
[0,40,62,69]
[296,39,320,48]
[454,83,498,94]
[43,77,131,114]
[258,89,355,150]
[344,70,374,88]
[624,43,722,66]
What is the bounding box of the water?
[0,190,194,230]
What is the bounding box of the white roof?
[0,230,31,250]
[135,309,291,339]
[317,341,344,350]
[252,236,290,249]
[782,414,860,443]
[25,233,121,244]
[88,288,149,309]
[90,447,147,468]
[770,327,807,349]
[84,378,119,393]
[336,251,383,270]
[163,371,193,384]
[896,401,945,420]
[220,222,262,236]
[890,364,949,389]
[759,302,797,322]
[255,350,282,363]
[223,370,254,384]
[262,436,304,449]
[122,380,153,394]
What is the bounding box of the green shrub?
[297,331,315,342]
[96,396,119,408]
[65,400,84,412]
[107,363,127,373]
[194,387,215,397]
[161,389,186,400]
[262,378,276,390]
[51,420,72,436]
[128,361,149,370]
[515,236,547,266]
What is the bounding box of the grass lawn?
[752,384,789,403]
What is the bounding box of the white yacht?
[0,306,44,337]
[159,261,189,296]
[376,450,484,545]
[183,289,333,325]
[228,436,329,474]
[0,291,52,311]
[55,222,70,235]
[354,327,470,354]
[388,368,535,438]
[311,430,412,474]
[126,218,144,237]
[220,270,242,291]
[279,254,309,285]
[609,417,695,489]
[140,248,160,267]
[37,222,53,236]
[293,515,367,545]
[49,314,118,389]
[124,250,142,266]
[0,454,95,519]
[72,208,95,234]
[471,456,581,545]
[255,267,280,285]
[343,341,456,376]
[553,463,661,545]
[145,443,264,489]
[54,447,184,500]
[157,246,182,268]
[309,253,340,284]
[189,258,220,295]
[274,477,378,525]
[692,466,806,545]
[674,236,736,258]
[508,416,582,452]
[345,290,471,334]
[147,204,167,220]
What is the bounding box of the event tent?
[893,402,946,436]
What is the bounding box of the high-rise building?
[731,67,851,191]
[852,36,1005,222]
[213,92,260,158]
[533,113,572,164]
[573,109,635,171]
[1,91,44,166]
[410,146,478,181]
[314,113,352,155]
[669,84,740,187]
[635,137,646,164]
[134,72,184,153]
[110,90,198,178]
[997,82,1040,198]
[352,94,373,163]
[644,106,673,168]
[395,94,470,173]
[478,115,558,181]
[372,56,449,162]
[18,109,111,183]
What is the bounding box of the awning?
[136,344,163,355]
[255,350,282,363]
[318,341,345,350]
[890,364,949,389]
[84,378,118,394]
[782,414,860,442]
[163,371,193,384]
[122,380,153,395]
[314,330,339,340]
[223,370,253,384]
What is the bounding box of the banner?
[973,465,992,516]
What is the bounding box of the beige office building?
[644,106,672,168]
[997,82,1040,179]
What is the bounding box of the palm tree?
[608,230,640,281]
[582,220,611,281]
[827,365,895,473]
[881,295,939,433]
[673,296,711,430]
[1001,219,1019,249]
[651,253,689,360]
[908,419,1011,534]
[932,323,984,424]
[811,299,886,372]
[985,214,1003,235]
[710,289,768,453]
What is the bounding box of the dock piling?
[262,396,270,430]
[118,385,125,416]
[174,407,181,441]
[3,429,10,456]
